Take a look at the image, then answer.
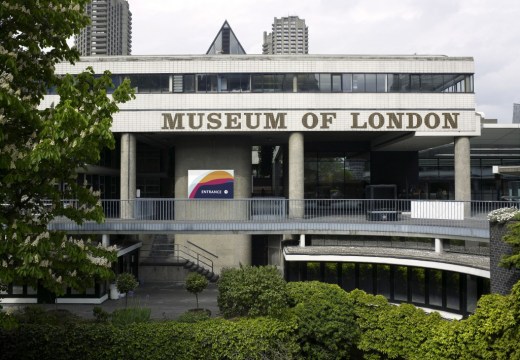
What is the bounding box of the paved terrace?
[47,199,516,240]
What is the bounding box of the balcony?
[47,199,516,240]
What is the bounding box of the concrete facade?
[174,137,252,272]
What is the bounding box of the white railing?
[77,198,519,228]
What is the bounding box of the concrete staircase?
[140,234,219,282]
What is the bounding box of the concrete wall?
[174,136,252,273]
[490,222,520,295]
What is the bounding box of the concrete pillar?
[293,75,298,93]
[299,234,306,247]
[454,136,471,217]
[120,133,136,219]
[102,234,110,247]
[288,132,304,218]
[434,238,443,253]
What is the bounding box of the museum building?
[4,42,518,315]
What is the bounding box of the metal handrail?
[187,240,219,259]
[175,244,214,273]
[51,198,520,235]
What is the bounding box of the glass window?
[411,268,426,304]
[352,74,365,92]
[332,74,342,92]
[324,262,338,284]
[359,264,374,294]
[342,74,352,92]
[130,74,169,93]
[219,74,250,92]
[376,74,386,92]
[398,74,410,91]
[376,264,391,298]
[365,74,377,92]
[421,74,434,92]
[393,266,408,301]
[307,262,321,281]
[183,74,195,92]
[297,74,319,92]
[466,275,478,313]
[388,74,400,92]
[446,271,460,311]
[410,75,421,92]
[197,74,218,92]
[319,74,331,92]
[431,74,444,91]
[428,269,443,307]
[341,263,356,292]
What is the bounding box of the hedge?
[0,317,298,360]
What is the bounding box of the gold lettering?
[320,112,336,129]
[225,113,242,129]
[244,113,261,129]
[386,112,404,129]
[302,112,319,129]
[442,112,459,129]
[407,113,422,129]
[161,113,185,130]
[424,113,440,129]
[188,113,204,129]
[264,113,287,129]
[207,113,222,129]
[351,112,367,129]
[368,112,385,129]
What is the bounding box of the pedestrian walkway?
[3,282,220,320]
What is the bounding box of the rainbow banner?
[188,170,234,199]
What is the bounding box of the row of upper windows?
[48,73,474,94]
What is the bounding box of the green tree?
[116,273,138,308]
[0,1,134,295]
[185,272,209,309]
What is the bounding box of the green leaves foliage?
[0,317,299,360]
[287,281,360,359]
[185,272,208,309]
[0,1,134,295]
[500,221,520,270]
[217,265,289,318]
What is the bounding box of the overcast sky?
[129,0,520,123]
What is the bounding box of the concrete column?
[120,133,136,219]
[454,136,471,217]
[102,234,110,247]
[288,132,304,218]
[434,238,443,253]
[293,75,298,93]
[299,234,306,247]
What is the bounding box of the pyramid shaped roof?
[206,20,246,55]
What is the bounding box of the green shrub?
[12,306,82,327]
[111,307,151,327]
[419,281,520,360]
[176,309,211,323]
[357,303,443,360]
[287,281,360,359]
[185,272,208,309]
[217,265,289,318]
[116,273,139,308]
[0,312,18,330]
[0,317,298,360]
[92,306,110,323]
